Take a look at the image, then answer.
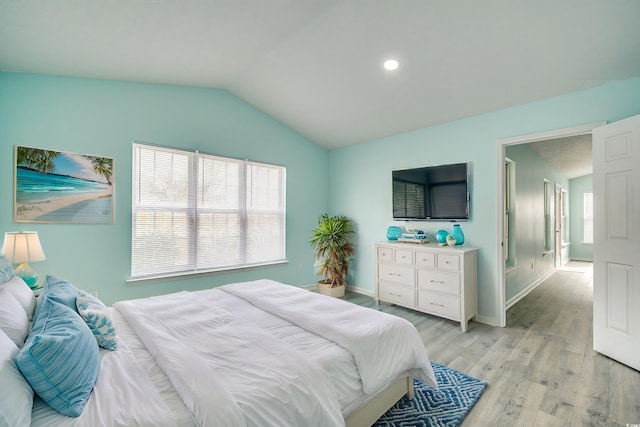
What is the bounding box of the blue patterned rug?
[374,362,487,427]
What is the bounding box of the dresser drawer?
[417,269,460,296]
[437,254,460,271]
[378,263,415,286]
[415,251,435,268]
[418,291,460,320]
[377,247,393,262]
[395,249,413,265]
[379,282,416,307]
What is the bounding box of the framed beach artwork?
[14,146,115,224]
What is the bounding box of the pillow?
[0,288,29,347]
[0,329,33,427]
[0,275,36,321]
[76,289,117,350]
[0,256,15,284]
[17,297,99,417]
[34,275,80,320]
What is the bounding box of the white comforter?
[220,280,437,394]
[114,290,345,427]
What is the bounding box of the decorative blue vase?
[386,226,402,241]
[451,224,464,245]
[436,230,448,244]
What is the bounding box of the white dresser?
[375,241,478,332]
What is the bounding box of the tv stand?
[375,241,477,332]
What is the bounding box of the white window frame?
[130,142,286,282]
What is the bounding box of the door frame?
[495,122,605,327]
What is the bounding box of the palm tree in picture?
[16,147,59,173]
[86,156,113,185]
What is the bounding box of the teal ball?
[436,230,448,244]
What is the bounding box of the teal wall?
[503,144,568,302]
[569,174,593,261]
[0,73,329,305]
[329,77,640,325]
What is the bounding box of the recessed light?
[383,59,399,71]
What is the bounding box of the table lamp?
[1,231,46,289]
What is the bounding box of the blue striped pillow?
[16,297,99,417]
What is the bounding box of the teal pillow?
[45,275,80,311]
[76,290,117,350]
[17,297,99,417]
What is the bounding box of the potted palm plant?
[309,214,356,298]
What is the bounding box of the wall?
[569,174,594,261]
[329,77,640,326]
[503,144,568,302]
[0,73,329,305]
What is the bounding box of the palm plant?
[309,214,356,288]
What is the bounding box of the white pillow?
[0,275,36,321]
[0,328,34,427]
[0,289,30,347]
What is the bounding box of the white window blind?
[132,143,286,279]
[583,191,593,244]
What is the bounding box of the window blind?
[132,143,286,279]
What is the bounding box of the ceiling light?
[383,59,399,71]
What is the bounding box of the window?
[543,180,550,250]
[583,191,593,244]
[504,158,516,265]
[131,143,286,279]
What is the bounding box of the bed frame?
[344,375,414,427]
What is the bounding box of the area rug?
[374,362,487,427]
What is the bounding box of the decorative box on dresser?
[375,241,478,332]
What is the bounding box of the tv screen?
[392,162,469,221]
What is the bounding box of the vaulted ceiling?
[1,1,639,150]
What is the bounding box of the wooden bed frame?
[344,375,414,427]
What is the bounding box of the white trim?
[506,269,555,310]
[347,286,375,298]
[496,121,605,327]
[570,257,593,262]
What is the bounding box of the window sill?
[127,260,289,286]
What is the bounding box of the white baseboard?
[347,286,375,297]
[506,269,555,310]
[570,257,593,262]
[474,315,499,327]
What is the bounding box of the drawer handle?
[388,273,402,277]
[430,280,445,284]
[429,302,445,307]
[389,292,403,297]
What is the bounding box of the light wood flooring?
[346,261,640,426]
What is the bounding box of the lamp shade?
[2,231,46,263]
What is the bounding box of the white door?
[593,114,640,371]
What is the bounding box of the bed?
[0,265,437,427]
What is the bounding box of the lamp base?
[15,263,39,289]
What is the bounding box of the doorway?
[496,122,603,327]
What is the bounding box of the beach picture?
[14,146,114,223]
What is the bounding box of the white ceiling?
[1,1,639,150]
[528,134,593,179]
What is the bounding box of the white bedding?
[220,280,437,394]
[30,279,436,426]
[114,289,345,427]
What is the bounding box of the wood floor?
[346,261,640,426]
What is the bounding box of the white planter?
[317,282,346,298]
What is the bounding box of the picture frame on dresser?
[375,241,478,332]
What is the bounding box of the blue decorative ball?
[436,230,448,244]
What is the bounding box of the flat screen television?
[392,162,469,221]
